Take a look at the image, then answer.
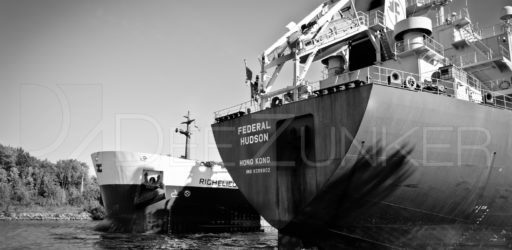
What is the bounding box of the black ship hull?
[212,84,512,247]
[99,184,260,233]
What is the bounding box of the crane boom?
[261,0,352,94]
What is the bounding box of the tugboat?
[92,112,260,233]
[212,0,512,248]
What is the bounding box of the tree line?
[0,144,101,213]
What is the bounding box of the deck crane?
[406,0,452,18]
[260,0,353,103]
[256,0,455,110]
[256,0,410,109]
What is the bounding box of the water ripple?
[0,220,277,250]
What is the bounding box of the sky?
[0,0,508,175]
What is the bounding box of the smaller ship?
[91,112,260,233]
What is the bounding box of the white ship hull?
[91,151,260,233]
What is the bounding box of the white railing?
[368,10,385,27]
[366,66,457,95]
[299,11,368,54]
[213,100,260,120]
[423,35,445,55]
[474,24,508,39]
[350,65,510,109]
[214,81,319,120]
[444,8,471,26]
[454,45,511,67]
[394,35,444,56]
[214,65,512,120]
[482,78,512,91]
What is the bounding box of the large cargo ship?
[92,113,260,233]
[212,0,512,248]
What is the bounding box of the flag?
[244,59,253,84]
[246,66,253,82]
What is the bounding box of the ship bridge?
[438,6,512,94]
[452,26,512,86]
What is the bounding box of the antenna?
[175,111,196,159]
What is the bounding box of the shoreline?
[0,212,93,221]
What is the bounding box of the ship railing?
[454,45,511,67]
[299,11,368,53]
[213,81,321,120]
[406,0,422,7]
[368,10,385,28]
[366,66,442,93]
[260,81,320,104]
[367,65,477,97]
[466,69,482,89]
[482,78,512,91]
[487,94,512,110]
[214,65,511,121]
[355,11,369,26]
[347,65,512,110]
[406,0,449,8]
[366,65,512,110]
[213,100,260,120]
[481,79,512,111]
[440,64,482,90]
[441,8,471,26]
[407,0,433,5]
[474,24,508,38]
[361,66,453,96]
[477,81,512,110]
[394,34,444,56]
[423,35,445,55]
[406,0,450,9]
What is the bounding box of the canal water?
[3,220,512,249]
[0,220,277,249]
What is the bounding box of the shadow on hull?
[212,84,512,248]
[98,184,261,234]
[279,144,414,248]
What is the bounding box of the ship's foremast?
[175,111,196,159]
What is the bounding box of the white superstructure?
[91,151,236,189]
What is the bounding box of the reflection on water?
[0,220,277,250]
[2,220,512,249]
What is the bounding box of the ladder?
[379,31,395,61]
[460,24,494,60]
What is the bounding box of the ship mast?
[175,111,195,159]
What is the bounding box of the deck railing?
[443,8,471,26]
[474,24,509,38]
[214,65,512,121]
[213,100,260,121]
[482,78,512,92]
[454,45,511,67]
[394,35,444,57]
[368,10,385,27]
[299,11,369,53]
